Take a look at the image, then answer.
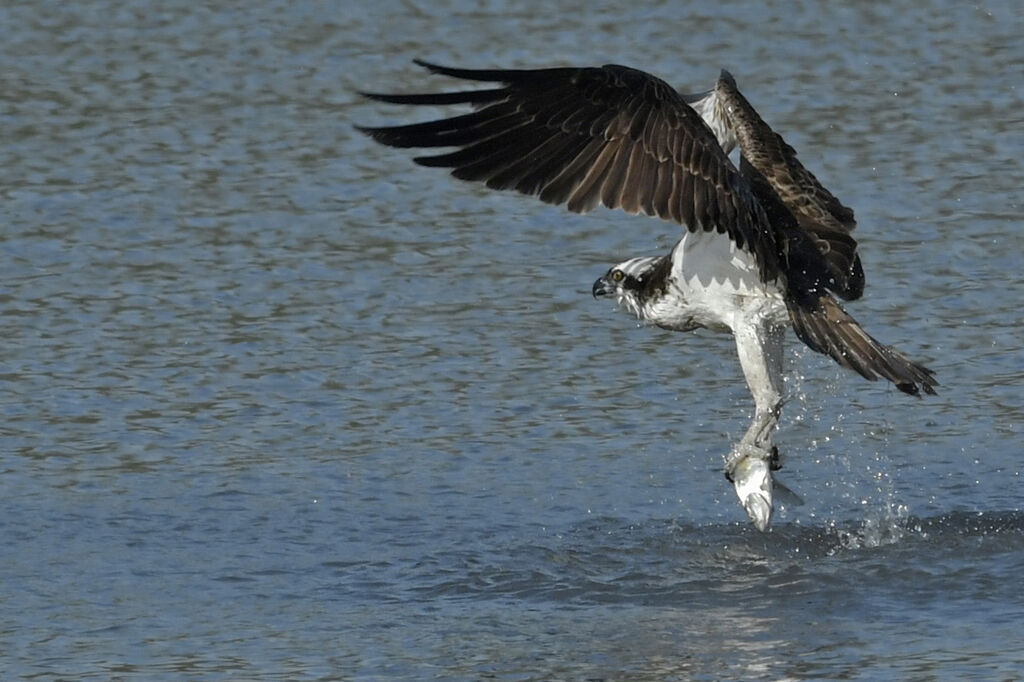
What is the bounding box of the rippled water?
[2,0,1022,679]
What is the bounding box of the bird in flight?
[357,59,937,530]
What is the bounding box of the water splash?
[827,501,912,553]
[780,342,924,550]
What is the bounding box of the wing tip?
[788,294,939,398]
[353,123,374,137]
[896,375,939,398]
[407,58,515,83]
[357,91,399,104]
[412,57,443,72]
[902,364,940,397]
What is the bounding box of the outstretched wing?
[357,60,781,281]
[713,70,864,300]
[786,292,938,396]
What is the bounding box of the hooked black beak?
[592,276,612,298]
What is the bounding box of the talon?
[722,450,740,483]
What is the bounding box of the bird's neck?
[638,255,673,304]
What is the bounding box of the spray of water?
[783,343,916,551]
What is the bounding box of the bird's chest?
[644,231,785,333]
[644,280,748,333]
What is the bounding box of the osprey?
[357,60,937,530]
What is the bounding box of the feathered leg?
[725,319,786,530]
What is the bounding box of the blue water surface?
[1,0,1022,679]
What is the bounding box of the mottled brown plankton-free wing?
[357,60,782,282]
[714,70,865,300]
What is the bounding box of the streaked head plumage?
[592,256,665,318]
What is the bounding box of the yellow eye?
[611,269,624,282]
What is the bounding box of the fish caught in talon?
[731,456,774,532]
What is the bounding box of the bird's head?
[592,256,665,319]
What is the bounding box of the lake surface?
[2,0,1022,679]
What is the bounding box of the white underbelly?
[647,231,787,333]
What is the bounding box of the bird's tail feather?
[786,293,937,396]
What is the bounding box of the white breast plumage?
[646,230,786,334]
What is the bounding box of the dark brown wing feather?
[741,156,936,396]
[715,70,864,300]
[786,293,937,396]
[357,60,782,281]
